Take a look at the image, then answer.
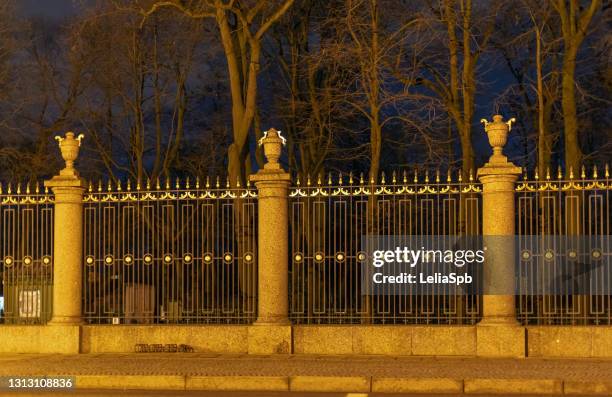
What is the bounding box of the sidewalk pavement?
[1,354,611,394]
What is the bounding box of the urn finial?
[258,128,286,170]
[54,131,84,177]
[481,115,515,163]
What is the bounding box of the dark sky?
[17,0,82,19]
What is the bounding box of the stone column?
[45,132,87,325]
[476,115,524,357]
[247,128,292,354]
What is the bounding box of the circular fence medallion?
[357,251,367,262]
[294,252,303,263]
[42,255,52,266]
[567,250,578,260]
[163,254,173,264]
[521,250,531,261]
[335,252,345,262]
[223,253,233,263]
[592,249,602,260]
[543,249,555,261]
[314,252,324,263]
[203,253,213,264]
[183,253,193,264]
[23,256,33,266]
[123,255,134,265]
[104,255,114,266]
[143,254,153,265]
[244,252,253,263]
[3,256,14,268]
[85,255,95,266]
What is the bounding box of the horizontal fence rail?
[0,183,54,325]
[516,167,612,325]
[82,178,257,324]
[289,171,483,325]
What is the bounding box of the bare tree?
[139,0,295,185]
[552,0,601,173]
[66,2,207,182]
[416,0,498,175]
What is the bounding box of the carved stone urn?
[480,115,515,162]
[258,128,286,169]
[55,132,84,176]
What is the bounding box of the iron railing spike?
[35,181,40,194]
[164,177,170,190]
[349,171,354,185]
[127,179,132,191]
[545,167,551,180]
[215,176,220,188]
[359,173,364,184]
[414,169,418,183]
[338,172,343,185]
[98,179,103,192]
[107,179,112,192]
[16,183,21,195]
[26,182,30,194]
[296,174,301,186]
[447,169,452,183]
[186,177,190,189]
[605,163,609,178]
[392,170,397,184]
[557,166,563,180]
[176,176,180,189]
[468,169,474,182]
[435,169,440,183]
[196,176,201,189]
[424,170,429,183]
[592,165,598,179]
[535,169,539,180]
[581,165,586,179]
[381,171,386,184]
[307,174,312,186]
[402,170,407,183]
[569,166,574,180]
[117,179,122,191]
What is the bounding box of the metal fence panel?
[0,183,54,324]
[289,171,482,324]
[82,178,257,324]
[516,168,611,325]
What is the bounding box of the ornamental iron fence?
[289,171,482,324]
[0,183,54,324]
[82,177,257,324]
[0,164,610,326]
[516,166,612,325]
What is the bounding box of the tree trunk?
[561,46,581,174]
